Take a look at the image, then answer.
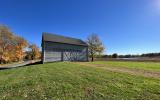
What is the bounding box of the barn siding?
[42,41,88,63]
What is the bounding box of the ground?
[0,61,160,99]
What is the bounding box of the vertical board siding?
[43,41,88,62]
[45,51,61,62]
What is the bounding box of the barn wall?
[42,41,88,63]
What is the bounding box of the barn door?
[63,51,79,61]
[63,51,71,61]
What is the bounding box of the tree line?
[0,25,41,64]
[101,53,160,58]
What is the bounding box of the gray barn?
[41,33,88,63]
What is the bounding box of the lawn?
[0,61,160,99]
[87,61,160,71]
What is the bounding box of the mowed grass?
[89,61,160,72]
[0,61,160,99]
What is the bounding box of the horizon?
[1,0,160,55]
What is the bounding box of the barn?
[41,33,88,63]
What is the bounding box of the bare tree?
[87,33,104,62]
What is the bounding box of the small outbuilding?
[41,33,88,63]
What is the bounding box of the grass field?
[0,61,160,99]
[88,61,160,71]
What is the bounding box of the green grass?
[0,61,160,99]
[89,61,160,72]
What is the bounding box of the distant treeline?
[100,53,160,58]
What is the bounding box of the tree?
[112,53,118,58]
[28,44,41,60]
[0,25,28,63]
[0,25,15,63]
[87,33,105,62]
[14,36,28,61]
[97,43,105,56]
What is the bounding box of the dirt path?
[74,62,160,79]
[0,60,41,70]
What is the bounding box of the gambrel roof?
[42,32,88,46]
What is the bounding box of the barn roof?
[42,32,88,46]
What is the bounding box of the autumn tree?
[14,36,28,61]
[0,25,28,63]
[86,33,105,62]
[28,44,41,60]
[0,25,15,63]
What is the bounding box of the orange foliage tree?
[0,25,28,64]
[28,44,41,60]
[14,36,28,61]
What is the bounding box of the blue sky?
[0,0,160,55]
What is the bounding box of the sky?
[0,0,160,55]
